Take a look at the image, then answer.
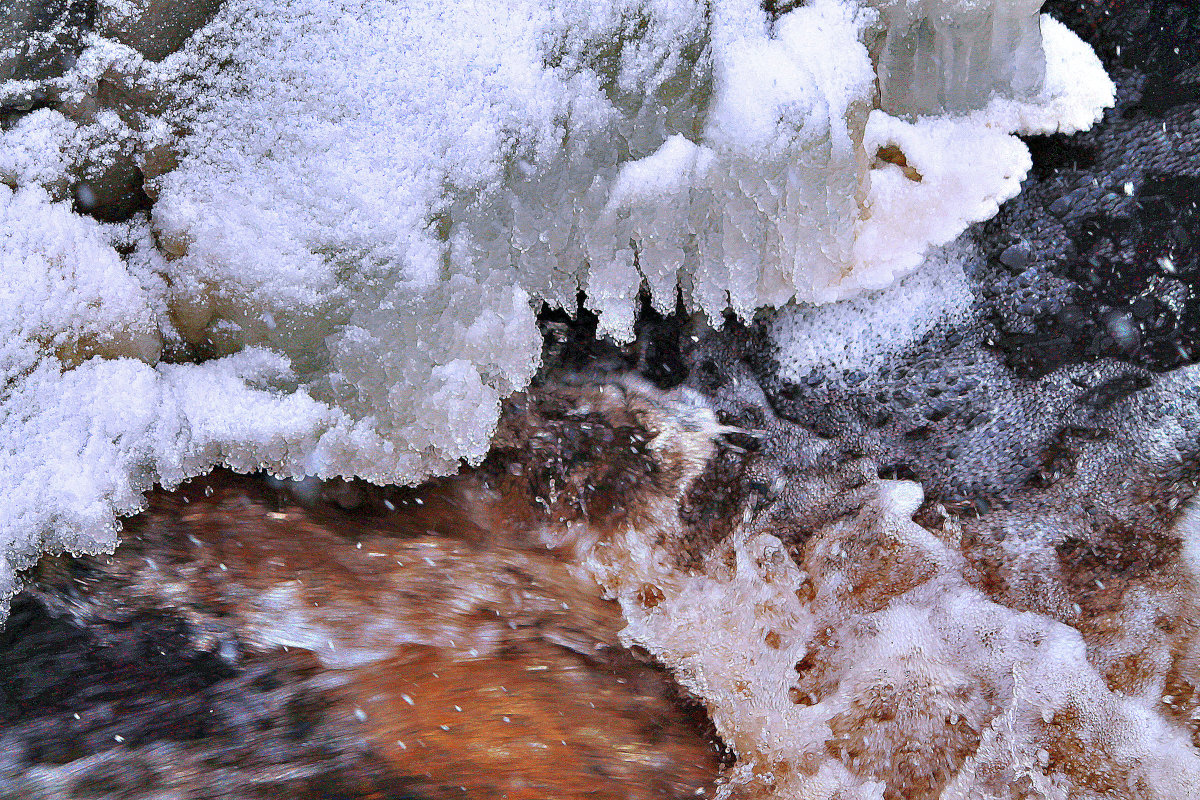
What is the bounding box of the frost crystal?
[0,0,1112,605]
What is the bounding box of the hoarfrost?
[0,0,1112,606]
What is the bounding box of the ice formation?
[0,0,1113,606]
[868,0,1048,117]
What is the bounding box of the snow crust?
[0,0,1113,605]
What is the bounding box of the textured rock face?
[0,1,92,87]
[95,0,224,61]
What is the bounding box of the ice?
[0,0,1113,606]
[867,0,1047,117]
[0,186,162,371]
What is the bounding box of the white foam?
[770,243,976,378]
[576,472,1200,799]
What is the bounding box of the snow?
[0,185,161,369]
[0,0,1113,606]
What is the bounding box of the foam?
[576,469,1200,799]
[769,243,976,378]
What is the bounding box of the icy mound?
[0,0,1112,606]
[152,1,1111,339]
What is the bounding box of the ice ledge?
[828,14,1115,302]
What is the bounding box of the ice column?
[868,0,1047,116]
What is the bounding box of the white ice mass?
[0,0,1113,604]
